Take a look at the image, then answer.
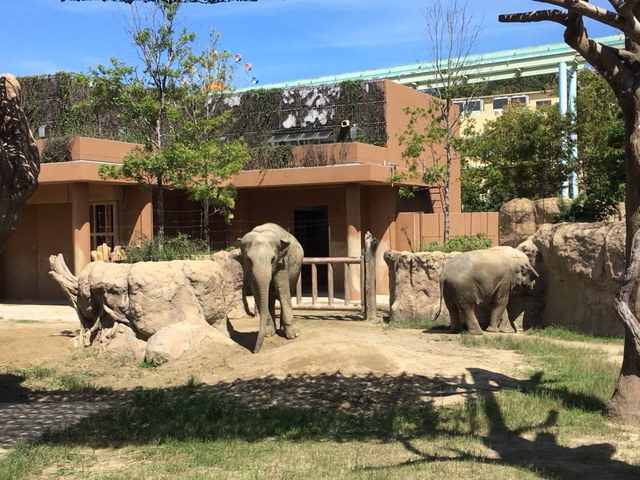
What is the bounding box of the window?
[453,99,482,115]
[90,203,117,251]
[510,95,529,106]
[536,99,552,108]
[492,95,530,112]
[268,130,334,144]
[492,97,509,111]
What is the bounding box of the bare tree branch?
[619,0,640,18]
[499,10,571,26]
[533,0,625,30]
[499,4,636,101]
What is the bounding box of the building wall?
[459,90,559,132]
[394,211,499,252]
[384,80,462,214]
[0,179,152,301]
[1,203,72,301]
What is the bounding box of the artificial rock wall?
[386,198,627,337]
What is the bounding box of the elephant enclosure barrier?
[293,232,379,319]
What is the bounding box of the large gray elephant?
[436,248,539,334]
[240,223,304,353]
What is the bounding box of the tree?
[572,68,625,220]
[460,102,574,211]
[386,0,484,241]
[89,2,200,241]
[168,31,249,250]
[500,1,640,425]
[0,75,40,254]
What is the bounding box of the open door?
[293,206,329,294]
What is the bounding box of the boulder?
[499,197,565,247]
[532,221,625,336]
[49,250,244,360]
[384,250,452,323]
[144,323,236,364]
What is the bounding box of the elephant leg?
[264,291,277,337]
[444,297,463,333]
[449,308,462,334]
[274,280,299,340]
[463,309,483,335]
[498,309,516,333]
[486,298,509,333]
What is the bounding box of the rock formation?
[386,213,627,337]
[532,221,625,336]
[49,251,244,362]
[499,197,564,247]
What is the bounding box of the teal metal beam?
[240,34,624,92]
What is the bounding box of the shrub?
[421,232,492,253]
[121,233,209,263]
[554,194,620,222]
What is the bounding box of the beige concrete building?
[0,80,497,302]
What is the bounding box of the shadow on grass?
[9,366,634,478]
[361,368,639,479]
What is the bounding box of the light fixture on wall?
[338,119,351,141]
[38,124,49,138]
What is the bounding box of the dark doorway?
[293,206,329,294]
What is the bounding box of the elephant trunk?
[253,277,271,354]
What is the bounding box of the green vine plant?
[41,136,75,163]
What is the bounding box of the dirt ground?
[0,302,625,456]
[0,306,530,401]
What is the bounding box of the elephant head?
[511,258,539,290]
[490,245,539,291]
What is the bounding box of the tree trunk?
[155,178,165,244]
[0,75,40,253]
[203,200,210,252]
[606,111,640,422]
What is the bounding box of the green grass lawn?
[0,329,638,480]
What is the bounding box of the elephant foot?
[485,326,499,333]
[450,326,462,334]
[266,325,276,337]
[284,324,300,340]
[468,328,484,335]
[499,326,516,333]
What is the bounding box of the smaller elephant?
[435,248,539,335]
[240,223,304,353]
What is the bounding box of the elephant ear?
[277,240,291,262]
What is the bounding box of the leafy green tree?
[572,68,625,220]
[386,0,484,241]
[167,31,249,250]
[89,2,196,241]
[459,102,574,210]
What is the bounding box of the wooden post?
[363,231,379,320]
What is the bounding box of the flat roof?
[239,34,624,91]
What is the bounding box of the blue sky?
[4,0,618,88]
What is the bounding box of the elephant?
[240,223,304,353]
[435,248,539,335]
